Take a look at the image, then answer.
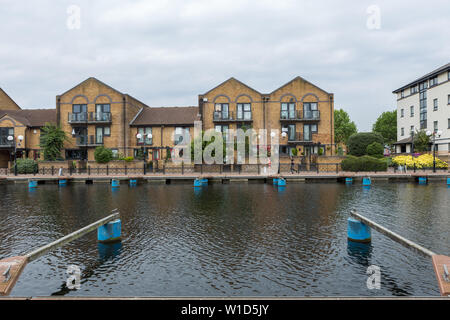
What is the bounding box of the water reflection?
[346,241,372,267]
[0,182,447,296]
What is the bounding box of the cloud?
[0,0,449,130]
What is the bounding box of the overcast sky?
[1,0,449,131]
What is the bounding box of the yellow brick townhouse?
[0,76,334,168]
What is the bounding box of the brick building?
[198,77,335,158]
[0,76,335,168]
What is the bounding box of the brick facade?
[0,76,334,168]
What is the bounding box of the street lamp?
[426,130,442,173]
[8,135,23,176]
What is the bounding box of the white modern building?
[393,62,450,154]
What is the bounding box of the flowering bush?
[392,154,448,169]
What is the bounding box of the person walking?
[290,156,296,174]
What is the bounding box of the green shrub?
[341,155,387,172]
[318,148,324,156]
[347,132,384,157]
[291,148,298,156]
[94,146,113,164]
[366,142,384,158]
[16,158,37,174]
[124,156,134,162]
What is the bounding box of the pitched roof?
[393,62,450,93]
[58,77,150,107]
[0,109,56,127]
[202,77,262,95]
[270,76,331,95]
[393,136,413,145]
[0,88,21,110]
[130,107,200,126]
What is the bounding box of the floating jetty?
[0,210,120,296]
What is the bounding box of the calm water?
[0,181,449,297]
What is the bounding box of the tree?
[39,123,67,161]
[372,110,397,145]
[347,132,384,157]
[413,130,430,152]
[334,109,357,145]
[366,142,384,158]
[94,146,113,163]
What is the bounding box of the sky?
[1,0,449,131]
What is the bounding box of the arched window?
[281,98,296,119]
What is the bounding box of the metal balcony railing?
[213,111,252,121]
[282,132,313,142]
[280,110,320,120]
[136,138,153,146]
[76,135,103,146]
[68,112,88,122]
[89,112,111,122]
[303,110,320,120]
[0,136,14,147]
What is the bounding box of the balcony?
[0,136,14,148]
[76,135,103,147]
[280,110,320,121]
[213,111,252,122]
[284,132,313,143]
[136,138,153,146]
[68,112,88,123]
[89,112,111,123]
[68,112,112,124]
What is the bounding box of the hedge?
[16,159,38,174]
[347,132,384,157]
[341,155,388,172]
[94,146,113,163]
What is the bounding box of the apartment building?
[0,75,335,167]
[56,77,148,161]
[129,106,200,161]
[198,77,335,157]
[393,62,450,153]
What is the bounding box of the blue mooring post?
[97,219,121,243]
[28,180,38,188]
[362,177,371,186]
[194,178,208,187]
[111,179,120,188]
[345,177,353,184]
[59,179,67,186]
[418,177,427,185]
[347,217,371,243]
[129,179,137,186]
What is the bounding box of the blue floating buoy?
[28,180,38,188]
[129,179,137,186]
[97,219,122,243]
[200,178,208,185]
[347,217,371,243]
[273,178,279,185]
[111,179,120,188]
[277,178,286,186]
[418,177,427,185]
[345,177,353,184]
[362,177,371,186]
[447,177,450,185]
[59,179,67,186]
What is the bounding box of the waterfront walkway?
[1,170,449,184]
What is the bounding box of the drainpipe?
[330,94,334,155]
[123,96,126,156]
